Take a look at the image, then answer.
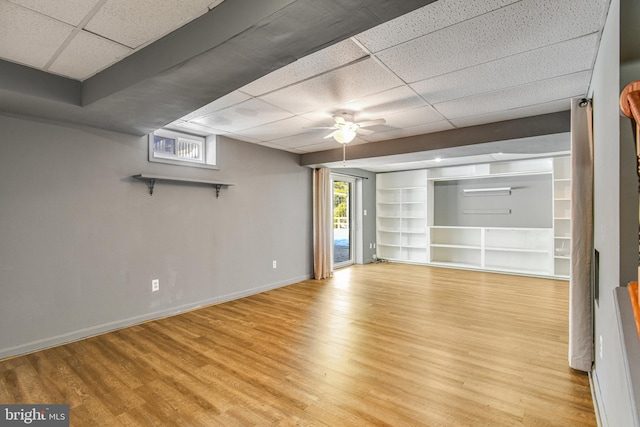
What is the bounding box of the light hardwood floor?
[0,263,595,426]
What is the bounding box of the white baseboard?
[0,274,313,360]
[590,369,606,427]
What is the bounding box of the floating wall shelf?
[132,174,235,197]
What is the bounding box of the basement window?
[149,129,217,169]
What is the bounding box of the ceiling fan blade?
[304,126,336,130]
[356,128,375,135]
[356,118,386,128]
[324,131,337,139]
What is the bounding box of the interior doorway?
[332,175,356,268]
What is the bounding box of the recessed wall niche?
[433,174,552,228]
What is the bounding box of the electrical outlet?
[273,260,277,269]
[364,209,367,216]
[152,279,159,292]
[373,243,376,249]
[369,243,373,249]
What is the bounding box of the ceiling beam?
[300,111,571,167]
[0,0,434,136]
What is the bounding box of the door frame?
[332,174,361,269]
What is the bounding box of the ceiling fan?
[317,112,386,144]
[311,112,386,166]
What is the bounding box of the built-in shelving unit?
[429,226,481,269]
[376,170,427,264]
[133,174,234,197]
[552,157,572,278]
[376,156,571,279]
[429,226,553,276]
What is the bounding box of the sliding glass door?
[333,176,355,268]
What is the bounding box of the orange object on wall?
[628,282,640,340]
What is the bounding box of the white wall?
[590,0,639,424]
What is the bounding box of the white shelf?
[132,174,234,197]
[376,169,427,263]
[552,156,571,279]
[429,261,481,270]
[485,247,549,254]
[429,226,553,277]
[431,243,481,249]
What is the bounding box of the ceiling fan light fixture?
[333,128,356,144]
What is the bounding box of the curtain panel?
[569,98,594,372]
[313,168,333,280]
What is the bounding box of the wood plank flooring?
[0,263,596,426]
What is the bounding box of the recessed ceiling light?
[434,157,442,162]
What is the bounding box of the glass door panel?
[333,178,354,267]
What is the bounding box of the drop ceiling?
[0,0,610,172]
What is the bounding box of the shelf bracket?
[215,184,222,198]
[147,178,156,196]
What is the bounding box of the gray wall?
[0,113,313,359]
[590,0,639,424]
[433,175,552,228]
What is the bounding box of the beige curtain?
[569,98,594,372]
[313,168,333,279]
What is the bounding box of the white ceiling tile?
[7,0,101,26]
[268,130,355,150]
[450,99,571,128]
[260,57,404,115]
[411,34,600,104]
[165,120,231,136]
[48,30,131,80]
[361,120,454,142]
[297,87,429,129]
[224,133,262,144]
[236,116,315,142]
[382,105,447,129]
[240,38,368,96]
[0,1,73,69]
[435,71,590,119]
[191,98,292,132]
[180,91,251,121]
[85,0,211,48]
[293,137,370,155]
[355,0,519,52]
[330,86,429,119]
[376,0,609,83]
[258,141,305,154]
[298,110,341,126]
[298,140,351,153]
